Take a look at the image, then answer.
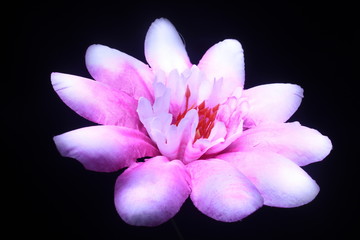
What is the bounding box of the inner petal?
[137,68,248,163]
[173,86,221,143]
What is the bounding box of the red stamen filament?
[174,87,219,142]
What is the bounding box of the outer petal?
[218,151,320,208]
[198,39,245,100]
[51,73,144,131]
[186,159,263,222]
[114,156,190,226]
[226,122,332,166]
[85,44,154,101]
[145,18,191,74]
[53,126,159,172]
[242,83,304,127]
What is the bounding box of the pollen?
[174,86,220,142]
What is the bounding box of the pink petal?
[218,151,320,208]
[51,73,144,131]
[227,122,332,166]
[205,97,249,155]
[186,159,263,222]
[144,18,191,74]
[137,86,203,163]
[114,156,190,226]
[198,39,245,101]
[85,44,154,101]
[53,126,159,172]
[242,83,304,127]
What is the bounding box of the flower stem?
[171,218,185,240]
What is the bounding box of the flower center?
[173,86,219,142]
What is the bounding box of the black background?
[11,1,356,239]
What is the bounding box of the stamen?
[174,86,195,126]
[174,87,220,142]
[195,103,219,142]
[185,85,191,110]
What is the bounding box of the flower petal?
[218,151,320,208]
[85,44,154,101]
[114,156,190,226]
[137,84,202,163]
[53,126,159,172]
[226,122,332,166]
[145,18,191,74]
[51,73,144,130]
[198,39,245,101]
[242,83,304,127]
[205,97,249,155]
[186,159,263,222]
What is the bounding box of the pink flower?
[52,18,332,226]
